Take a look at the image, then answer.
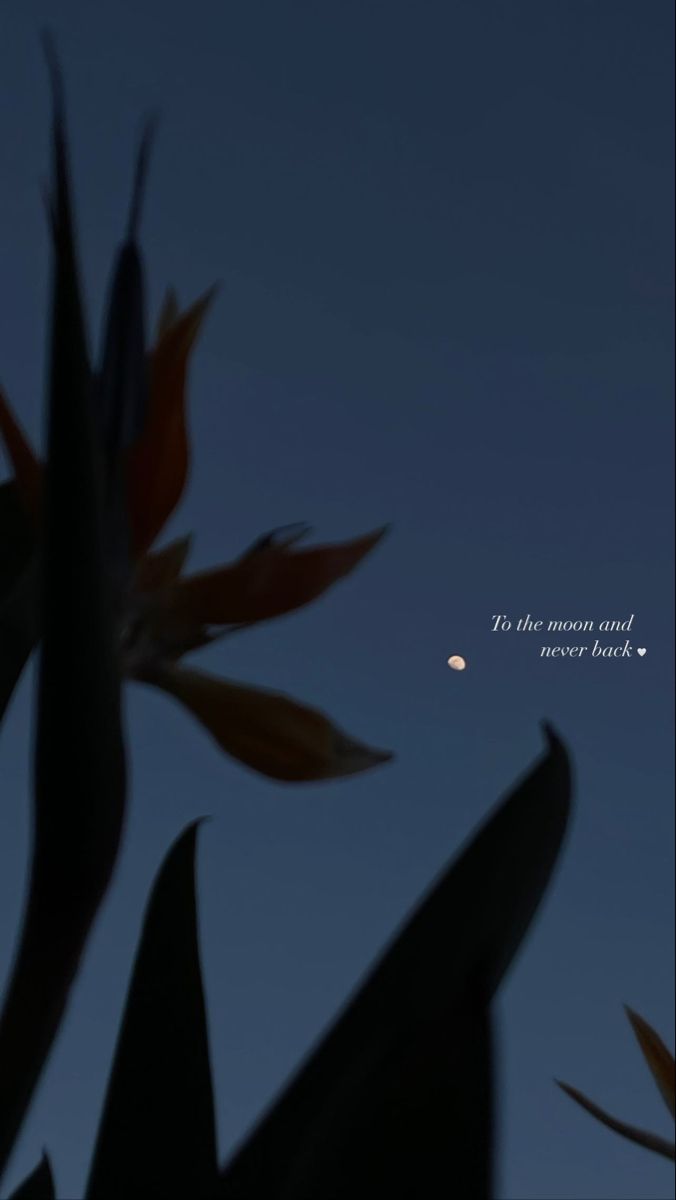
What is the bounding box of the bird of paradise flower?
[557,1007,675,1162]
[0,293,392,783]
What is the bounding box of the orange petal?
[625,1007,676,1118]
[0,387,43,523]
[133,534,192,595]
[166,525,389,627]
[148,664,393,782]
[556,1081,676,1162]
[127,286,217,557]
[155,287,180,342]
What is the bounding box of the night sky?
[0,3,674,1198]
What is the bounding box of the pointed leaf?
[85,823,218,1200]
[233,991,494,1200]
[625,1007,676,1118]
[0,462,42,727]
[98,125,153,463]
[0,43,126,1178]
[0,558,39,728]
[557,1082,676,1162]
[97,240,148,462]
[148,664,393,781]
[169,525,389,628]
[7,1154,55,1199]
[127,286,217,556]
[217,725,571,1196]
[0,481,36,603]
[0,483,40,722]
[94,124,154,593]
[97,247,147,590]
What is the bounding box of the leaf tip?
[540,720,572,777]
[126,114,159,240]
[173,815,211,860]
[40,29,65,120]
[374,521,392,540]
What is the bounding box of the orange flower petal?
[127,286,217,557]
[0,387,43,523]
[155,287,180,342]
[134,534,192,595]
[148,664,393,782]
[166,525,389,627]
[625,1007,676,1118]
[556,1081,676,1162]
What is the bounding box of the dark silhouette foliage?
[0,41,573,1199]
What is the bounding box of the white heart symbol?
[637,648,647,656]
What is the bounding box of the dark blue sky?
[1,2,674,1197]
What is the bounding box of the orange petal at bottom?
[148,664,393,783]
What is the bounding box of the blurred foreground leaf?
[0,483,38,724]
[96,123,153,595]
[0,482,34,594]
[218,723,571,1198]
[0,42,126,1179]
[85,823,218,1200]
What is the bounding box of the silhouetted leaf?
[0,41,126,1179]
[0,482,34,597]
[7,1153,55,1199]
[218,724,571,1198]
[239,989,494,1200]
[85,822,218,1200]
[99,232,148,448]
[96,123,153,593]
[0,483,38,724]
[0,560,39,728]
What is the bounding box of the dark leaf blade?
[219,724,571,1197]
[0,42,126,1179]
[257,992,494,1200]
[85,822,218,1200]
[97,124,153,484]
[0,482,35,600]
[7,1154,55,1199]
[98,240,148,467]
[434,721,572,1000]
[0,483,38,725]
[96,236,148,594]
[0,559,39,728]
[96,124,154,591]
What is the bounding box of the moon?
[447,655,467,671]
